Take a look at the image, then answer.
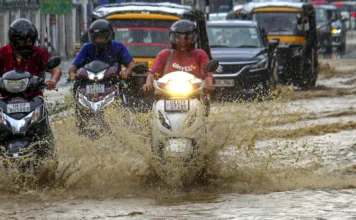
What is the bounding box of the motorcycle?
[0,56,61,173]
[133,60,219,183]
[73,60,128,138]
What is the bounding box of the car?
[208,12,228,21]
[207,20,279,101]
[314,5,333,53]
[227,2,319,89]
[333,1,356,30]
[323,5,348,52]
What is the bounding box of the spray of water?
[1,85,356,199]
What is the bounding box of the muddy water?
[1,60,356,219]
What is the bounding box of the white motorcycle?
[133,60,219,180]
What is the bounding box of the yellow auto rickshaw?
[227,2,318,89]
[90,2,212,108]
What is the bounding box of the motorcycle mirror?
[132,63,148,74]
[205,60,219,72]
[47,56,61,69]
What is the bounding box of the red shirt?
[151,49,214,79]
[0,44,50,97]
[0,44,50,76]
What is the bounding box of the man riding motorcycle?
[142,19,215,93]
[68,19,135,81]
[0,18,62,95]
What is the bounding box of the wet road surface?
[1,40,356,219]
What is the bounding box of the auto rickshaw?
[90,2,212,111]
[227,2,318,89]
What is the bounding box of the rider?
[68,19,135,81]
[142,19,214,93]
[0,18,62,96]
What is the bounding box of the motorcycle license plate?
[7,103,31,113]
[215,79,235,87]
[86,84,105,94]
[165,99,189,112]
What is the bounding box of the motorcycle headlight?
[167,80,192,96]
[101,91,116,109]
[3,78,29,93]
[331,28,341,34]
[31,106,43,123]
[88,70,106,81]
[250,58,267,72]
[78,93,90,108]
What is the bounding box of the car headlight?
[332,28,341,34]
[250,58,267,72]
[78,93,90,108]
[167,80,192,96]
[101,91,116,109]
[31,106,43,123]
[88,70,106,81]
[3,78,29,93]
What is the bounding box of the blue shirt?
[73,40,133,71]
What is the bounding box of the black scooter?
[0,56,61,174]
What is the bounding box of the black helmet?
[88,19,113,53]
[8,18,38,58]
[169,19,197,51]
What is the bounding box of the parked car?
[207,20,279,101]
[323,5,348,52]
[314,5,333,53]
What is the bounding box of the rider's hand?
[120,70,129,79]
[69,72,76,81]
[204,84,215,93]
[142,83,153,91]
[45,79,57,90]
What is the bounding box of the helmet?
[8,18,38,58]
[88,19,113,53]
[169,19,197,52]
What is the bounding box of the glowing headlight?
[3,78,29,93]
[31,106,42,123]
[332,28,341,34]
[250,59,267,72]
[88,70,106,81]
[167,80,192,95]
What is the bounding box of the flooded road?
[2,52,356,219]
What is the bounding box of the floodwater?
[1,59,356,219]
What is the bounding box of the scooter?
[133,60,219,182]
[73,60,128,138]
[0,56,61,173]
